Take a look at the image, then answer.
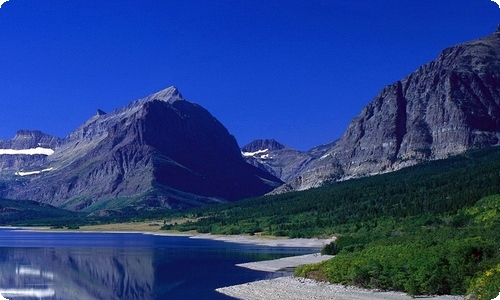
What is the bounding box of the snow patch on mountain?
[0,147,54,156]
[242,149,269,158]
[15,168,54,176]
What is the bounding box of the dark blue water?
[0,229,318,299]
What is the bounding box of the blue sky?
[0,1,499,150]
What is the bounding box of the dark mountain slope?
[0,87,282,211]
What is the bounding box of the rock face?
[0,130,61,178]
[276,26,500,191]
[0,129,60,149]
[0,86,282,211]
[241,139,331,184]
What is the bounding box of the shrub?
[468,264,500,300]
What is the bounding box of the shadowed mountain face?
[0,87,282,212]
[255,26,500,193]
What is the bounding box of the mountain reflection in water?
[0,247,155,299]
[0,230,317,299]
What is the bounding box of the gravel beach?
[216,276,465,300]
[216,253,465,300]
[236,253,333,272]
[189,234,334,248]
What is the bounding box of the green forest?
[164,146,500,299]
[0,198,79,226]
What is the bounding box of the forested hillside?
[165,146,500,298]
[0,198,79,226]
[166,146,500,237]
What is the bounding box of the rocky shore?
[235,253,333,272]
[216,276,465,300]
[216,253,465,300]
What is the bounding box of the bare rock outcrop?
[283,26,500,191]
[241,139,320,183]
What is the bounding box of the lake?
[0,229,319,299]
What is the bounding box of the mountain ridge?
[263,25,500,192]
[0,86,282,212]
[2,26,500,210]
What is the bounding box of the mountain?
[275,25,500,192]
[241,139,333,183]
[0,87,282,212]
[0,130,61,178]
[3,26,500,211]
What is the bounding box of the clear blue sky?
[0,0,499,150]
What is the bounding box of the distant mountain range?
[1,26,500,213]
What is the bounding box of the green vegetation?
[0,197,175,228]
[162,146,500,297]
[0,198,81,226]
[296,194,500,298]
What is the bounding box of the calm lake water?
[0,229,319,299]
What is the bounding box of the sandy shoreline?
[11,225,334,248]
[189,234,334,248]
[235,253,333,272]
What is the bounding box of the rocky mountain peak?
[334,26,500,170]
[66,86,183,143]
[435,27,500,73]
[96,109,106,116]
[0,130,60,175]
[241,139,287,153]
[13,130,44,141]
[141,86,183,104]
[9,130,60,149]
